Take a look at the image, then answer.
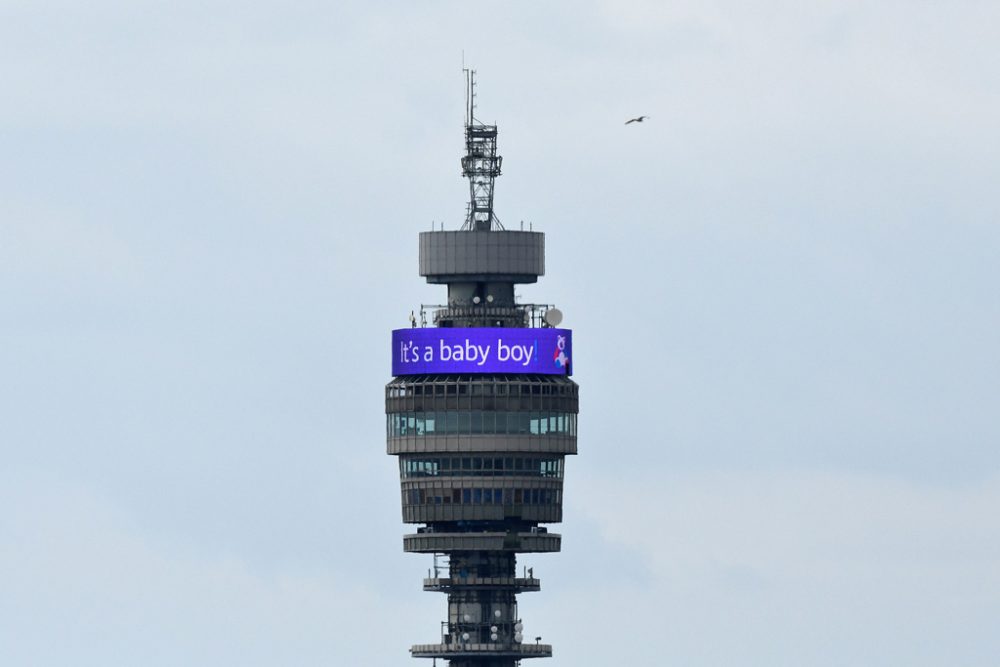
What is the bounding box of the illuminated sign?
[392,328,572,376]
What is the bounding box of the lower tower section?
[414,551,549,664]
[387,371,577,664]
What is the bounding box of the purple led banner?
[392,328,572,376]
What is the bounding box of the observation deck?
[403,530,561,554]
[423,576,541,592]
[411,643,552,660]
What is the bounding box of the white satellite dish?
[544,308,563,327]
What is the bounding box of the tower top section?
[461,69,503,231]
[417,71,545,326]
[419,230,544,285]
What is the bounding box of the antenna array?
[461,69,503,231]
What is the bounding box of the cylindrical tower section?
[388,374,576,528]
[419,230,544,327]
[388,227,576,665]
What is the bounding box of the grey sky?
[2,1,998,665]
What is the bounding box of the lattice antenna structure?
[461,69,503,231]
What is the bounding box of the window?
[388,410,578,437]
[400,456,564,479]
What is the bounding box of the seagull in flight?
[625,115,649,125]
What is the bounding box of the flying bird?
[625,115,649,125]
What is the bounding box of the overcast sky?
[2,1,999,665]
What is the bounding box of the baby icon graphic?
[553,335,569,369]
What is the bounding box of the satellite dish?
[544,308,563,327]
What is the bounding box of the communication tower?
[386,73,578,666]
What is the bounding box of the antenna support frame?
[461,69,503,231]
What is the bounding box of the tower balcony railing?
[432,305,525,328]
[422,576,541,592]
[411,642,552,659]
[403,529,561,554]
[417,303,557,329]
[466,124,498,138]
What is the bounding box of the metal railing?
[411,643,552,657]
[414,303,557,329]
[422,576,541,590]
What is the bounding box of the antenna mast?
[461,68,503,230]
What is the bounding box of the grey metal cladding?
[418,230,544,280]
